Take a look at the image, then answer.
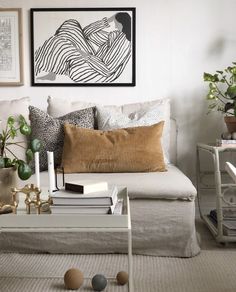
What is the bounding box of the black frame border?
[30,7,136,87]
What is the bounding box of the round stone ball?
[64,268,84,290]
[116,271,129,285]
[91,274,107,291]
[221,132,232,140]
[232,132,236,140]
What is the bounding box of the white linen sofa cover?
[0,165,200,258]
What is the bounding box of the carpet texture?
[1,250,236,292]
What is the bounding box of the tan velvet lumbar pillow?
[62,122,166,173]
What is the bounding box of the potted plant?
[0,115,41,204]
[203,62,236,133]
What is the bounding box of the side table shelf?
[196,143,236,243]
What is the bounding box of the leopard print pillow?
[29,106,95,171]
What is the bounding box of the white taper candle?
[47,151,56,195]
[34,152,40,188]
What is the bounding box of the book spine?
[65,183,84,193]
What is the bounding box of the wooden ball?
[64,268,84,290]
[116,271,129,285]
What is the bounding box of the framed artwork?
[0,8,23,86]
[30,8,136,87]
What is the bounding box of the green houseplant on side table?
[204,62,236,133]
[0,115,41,205]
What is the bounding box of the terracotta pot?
[224,116,236,133]
[0,167,17,205]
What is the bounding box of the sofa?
[0,97,200,258]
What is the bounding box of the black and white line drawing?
[31,8,136,86]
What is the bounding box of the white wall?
[0,0,235,181]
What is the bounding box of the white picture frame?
[0,8,23,86]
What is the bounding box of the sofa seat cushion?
[32,165,196,201]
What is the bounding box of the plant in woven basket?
[0,115,41,180]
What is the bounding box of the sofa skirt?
[0,199,200,258]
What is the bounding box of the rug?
[1,250,236,292]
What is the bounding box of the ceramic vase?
[0,167,17,205]
[224,116,236,133]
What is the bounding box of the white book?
[51,185,118,206]
[50,198,122,215]
[65,180,108,194]
[50,205,112,214]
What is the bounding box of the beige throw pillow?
[62,122,166,173]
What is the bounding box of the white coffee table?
[0,186,133,292]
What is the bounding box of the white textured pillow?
[47,96,95,117]
[97,99,170,163]
[0,97,30,160]
[47,96,170,162]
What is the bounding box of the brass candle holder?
[11,184,52,214]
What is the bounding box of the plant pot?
[224,116,236,133]
[0,167,17,205]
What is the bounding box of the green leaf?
[226,85,236,98]
[216,70,223,74]
[30,138,42,153]
[4,157,12,168]
[20,124,31,136]
[231,67,236,75]
[18,162,32,180]
[9,128,17,139]
[7,116,15,126]
[19,115,26,124]
[203,72,219,82]
[26,148,33,163]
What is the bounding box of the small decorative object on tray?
[0,204,13,215]
[11,184,52,214]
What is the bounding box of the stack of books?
[216,139,236,147]
[50,180,122,215]
[208,208,236,236]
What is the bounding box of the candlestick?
[47,151,56,195]
[34,152,40,188]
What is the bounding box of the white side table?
[0,187,133,291]
[197,142,236,243]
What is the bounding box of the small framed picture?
[0,8,23,86]
[31,8,136,87]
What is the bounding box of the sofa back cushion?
[62,122,166,173]
[47,96,170,162]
